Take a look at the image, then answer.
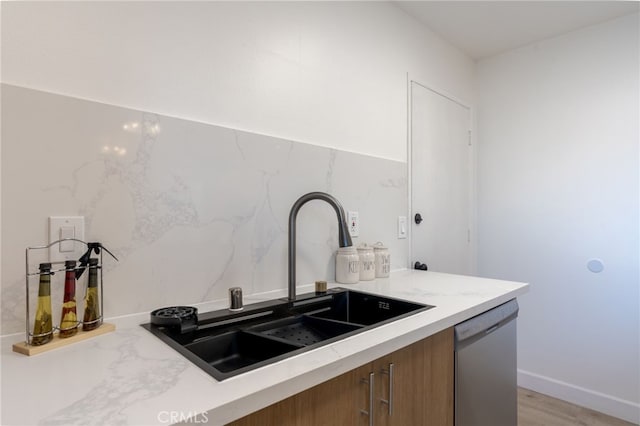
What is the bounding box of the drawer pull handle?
[360,372,375,426]
[380,363,394,416]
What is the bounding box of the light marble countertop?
[1,270,528,426]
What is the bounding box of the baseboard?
[518,369,639,424]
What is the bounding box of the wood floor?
[518,388,636,426]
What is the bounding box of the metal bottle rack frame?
[24,238,116,346]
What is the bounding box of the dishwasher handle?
[455,299,518,348]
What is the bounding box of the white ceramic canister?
[357,244,376,281]
[373,242,391,278]
[336,246,359,284]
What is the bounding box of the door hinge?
[468,130,472,146]
[468,229,471,243]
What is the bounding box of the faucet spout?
[288,192,353,301]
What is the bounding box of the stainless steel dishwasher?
[455,299,519,426]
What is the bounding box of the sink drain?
[262,322,325,346]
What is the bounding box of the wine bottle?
[59,260,78,338]
[32,263,54,345]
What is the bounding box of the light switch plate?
[49,216,85,262]
[398,216,407,239]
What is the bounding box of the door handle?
[414,213,423,224]
[484,324,499,335]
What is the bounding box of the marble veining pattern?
[40,329,190,426]
[1,84,408,335]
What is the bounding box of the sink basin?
[309,290,425,325]
[184,331,303,377]
[248,315,362,346]
[142,288,433,381]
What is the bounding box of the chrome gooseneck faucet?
[288,192,353,301]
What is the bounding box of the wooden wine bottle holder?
[12,323,116,356]
[13,238,117,356]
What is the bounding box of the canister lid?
[373,242,388,251]
[357,243,373,252]
[337,246,358,254]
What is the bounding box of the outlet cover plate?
[48,216,85,262]
[348,211,359,237]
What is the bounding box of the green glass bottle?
[32,262,54,345]
[59,260,78,338]
[82,258,101,331]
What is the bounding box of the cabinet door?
[296,362,373,426]
[228,363,373,426]
[375,329,453,426]
[371,341,425,426]
[227,398,298,426]
[227,328,453,426]
[423,328,454,426]
[386,340,426,426]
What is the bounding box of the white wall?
[1,1,474,162]
[0,2,475,330]
[477,14,639,423]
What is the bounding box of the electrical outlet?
[49,216,85,262]
[348,211,359,237]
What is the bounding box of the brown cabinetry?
[228,327,453,426]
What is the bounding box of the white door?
[410,81,472,275]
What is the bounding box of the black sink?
[247,315,362,346]
[142,288,433,381]
[184,331,303,375]
[308,290,426,325]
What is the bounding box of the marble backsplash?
[1,84,408,335]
